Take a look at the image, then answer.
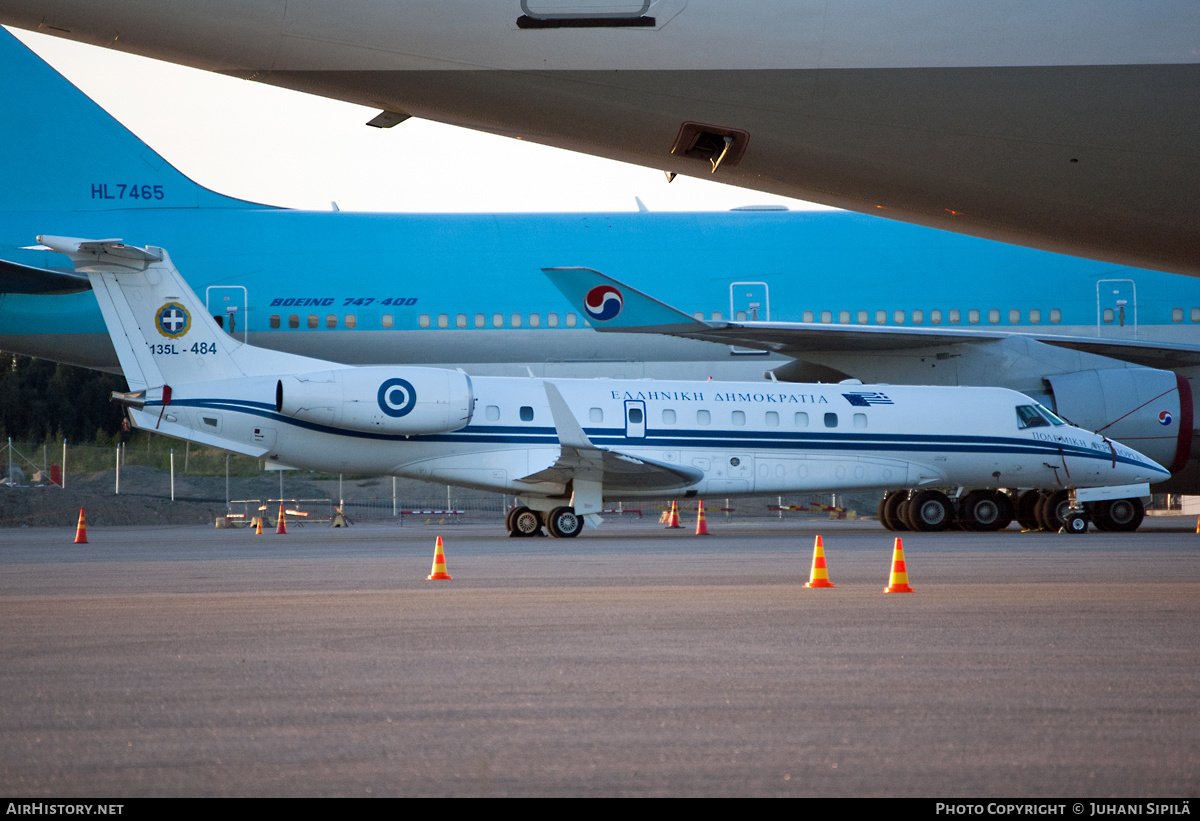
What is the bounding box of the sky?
[10,26,828,215]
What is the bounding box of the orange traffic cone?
[1194,515,1199,534]
[73,508,88,544]
[276,504,287,535]
[427,536,452,580]
[883,537,915,593]
[695,500,709,535]
[804,535,835,588]
[254,516,264,535]
[667,501,681,528]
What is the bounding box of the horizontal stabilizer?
[0,257,90,294]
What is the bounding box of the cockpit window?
[1016,405,1050,429]
[1034,403,1067,426]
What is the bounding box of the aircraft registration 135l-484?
[38,234,1169,537]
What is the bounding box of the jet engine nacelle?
[277,367,473,435]
[1045,368,1193,474]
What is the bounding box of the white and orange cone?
[276,504,287,535]
[666,501,681,529]
[804,535,835,588]
[73,508,88,544]
[883,537,915,593]
[427,536,452,580]
[695,500,709,535]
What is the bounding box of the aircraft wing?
[0,257,90,294]
[542,267,1200,369]
[517,381,702,491]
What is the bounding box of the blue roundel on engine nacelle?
[378,378,417,417]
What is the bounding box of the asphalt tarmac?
[1,517,1197,797]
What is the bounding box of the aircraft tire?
[1016,490,1043,530]
[509,506,542,537]
[1036,490,1070,532]
[1063,512,1089,534]
[905,489,952,532]
[882,491,911,532]
[878,494,893,531]
[546,506,582,538]
[958,489,1011,532]
[1093,498,1145,532]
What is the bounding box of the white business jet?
[38,235,1168,537]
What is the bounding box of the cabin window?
[485,405,500,421]
[697,410,711,426]
[627,406,643,424]
[1050,309,1061,324]
[988,309,1000,324]
[1029,309,1041,324]
[566,313,578,327]
[765,411,779,427]
[1192,308,1200,323]
[711,311,723,321]
[511,313,522,328]
[876,310,887,324]
[436,314,448,329]
[912,310,924,325]
[853,413,867,429]
[269,315,281,329]
[419,314,430,328]
[839,310,851,324]
[968,309,980,324]
[519,406,534,422]
[475,313,485,328]
[893,310,905,325]
[324,315,336,329]
[824,413,838,428]
[736,311,748,321]
[345,315,356,329]
[493,313,504,328]
[693,312,704,320]
[548,313,559,327]
[820,311,832,323]
[802,310,814,323]
[949,309,961,324]
[454,313,466,328]
[795,412,809,427]
[1009,309,1021,324]
[382,314,393,329]
[930,310,943,325]
[308,315,319,329]
[731,410,746,426]
[1173,307,1185,323]
[589,408,603,422]
[857,310,868,324]
[288,315,299,329]
[529,313,541,328]
[662,409,676,424]
[1103,308,1115,324]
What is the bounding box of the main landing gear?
[878,489,1146,533]
[505,505,583,538]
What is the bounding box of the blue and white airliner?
[0,26,1198,504]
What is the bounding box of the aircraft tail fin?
[0,29,273,214]
[38,235,329,391]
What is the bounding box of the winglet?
[541,267,712,332]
